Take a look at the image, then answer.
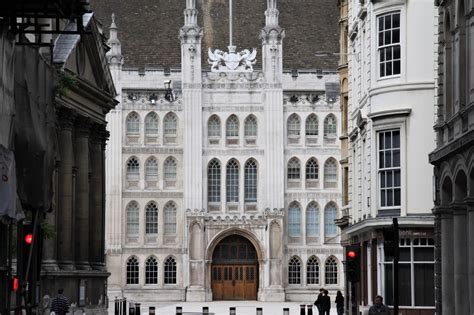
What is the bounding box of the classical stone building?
[341,1,437,314]
[430,1,474,314]
[93,0,344,302]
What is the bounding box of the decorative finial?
[111,13,115,23]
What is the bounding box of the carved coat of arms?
[208,46,257,72]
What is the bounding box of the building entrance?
[211,235,258,300]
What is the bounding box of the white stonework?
[105,1,343,303]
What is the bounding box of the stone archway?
[207,229,263,300]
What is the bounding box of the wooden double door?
[211,264,258,300]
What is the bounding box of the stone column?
[466,198,474,314]
[42,162,60,271]
[57,108,76,270]
[432,207,442,315]
[89,124,108,270]
[74,117,92,270]
[441,208,454,314]
[452,202,468,315]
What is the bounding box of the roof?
[90,0,339,71]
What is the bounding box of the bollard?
[176,306,183,315]
[149,307,155,315]
[230,307,236,315]
[306,305,313,315]
[203,307,209,314]
[300,304,306,315]
[122,298,127,315]
[283,308,289,315]
[135,303,141,315]
[256,307,263,315]
[114,298,119,315]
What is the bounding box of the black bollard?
[300,304,306,315]
[149,306,155,315]
[256,307,263,315]
[203,306,209,314]
[122,298,127,315]
[230,307,236,315]
[283,308,290,315]
[306,305,313,315]
[114,298,119,315]
[176,306,183,315]
[135,303,141,315]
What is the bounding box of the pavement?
[110,301,339,315]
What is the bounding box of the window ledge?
[367,108,411,121]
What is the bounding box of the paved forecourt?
[109,301,339,315]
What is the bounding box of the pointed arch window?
[288,202,301,237]
[226,159,239,202]
[208,115,221,143]
[126,256,139,284]
[306,202,320,237]
[288,256,301,284]
[244,159,257,203]
[208,159,221,203]
[145,157,158,181]
[145,112,159,135]
[145,202,158,234]
[126,201,139,235]
[287,114,301,144]
[164,202,177,235]
[306,158,319,188]
[325,256,338,285]
[324,158,338,188]
[324,203,337,238]
[126,112,140,134]
[164,157,177,187]
[324,114,337,142]
[244,115,257,145]
[306,114,319,136]
[126,157,140,179]
[287,158,301,189]
[163,113,177,144]
[307,256,320,285]
[226,115,239,145]
[164,256,177,284]
[145,256,158,284]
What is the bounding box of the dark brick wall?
[90,0,338,71]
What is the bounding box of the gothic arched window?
[244,159,257,202]
[145,157,158,181]
[208,115,221,138]
[306,202,320,237]
[324,203,337,238]
[287,114,301,139]
[288,256,301,284]
[126,201,139,235]
[145,202,158,234]
[307,256,320,285]
[325,256,338,285]
[305,114,319,136]
[306,158,319,186]
[226,159,239,202]
[208,159,221,203]
[126,157,140,179]
[324,158,338,188]
[164,157,177,187]
[145,112,159,135]
[126,112,140,134]
[288,202,301,237]
[324,114,337,138]
[164,202,177,235]
[145,256,158,284]
[163,112,177,143]
[287,158,301,180]
[244,115,258,141]
[164,256,177,284]
[126,256,139,284]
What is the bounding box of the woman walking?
[335,290,344,315]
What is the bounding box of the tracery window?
[163,113,177,142]
[145,157,158,181]
[208,159,221,203]
[287,158,301,180]
[305,114,319,136]
[145,202,158,234]
[288,256,301,285]
[307,256,320,285]
[126,157,140,178]
[145,112,159,135]
[126,256,139,285]
[288,202,301,237]
[324,203,337,238]
[306,202,320,237]
[324,114,337,138]
[244,159,257,203]
[164,202,177,234]
[226,115,239,137]
[208,115,221,138]
[164,256,177,284]
[126,112,140,134]
[226,159,239,202]
[306,158,319,180]
[325,256,338,285]
[287,114,301,137]
[324,158,338,188]
[164,157,177,182]
[145,256,158,284]
[244,115,258,137]
[126,201,139,235]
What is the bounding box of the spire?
[184,0,198,26]
[106,13,122,64]
[265,0,279,26]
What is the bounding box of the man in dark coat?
[50,289,70,315]
[314,288,325,315]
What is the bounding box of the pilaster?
[451,202,468,315]
[438,206,454,314]
[466,197,474,315]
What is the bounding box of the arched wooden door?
[211,235,258,300]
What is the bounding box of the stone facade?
[103,0,344,303]
[430,1,474,314]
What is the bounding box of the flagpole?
[229,0,233,47]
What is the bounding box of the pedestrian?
[368,295,390,315]
[314,288,325,315]
[335,290,344,315]
[322,289,331,315]
[50,289,70,315]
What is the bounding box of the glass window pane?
[399,248,411,261]
[414,247,434,261]
[385,264,393,305]
[415,264,435,306]
[400,264,412,306]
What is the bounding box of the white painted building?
[100,0,344,302]
[343,0,437,313]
